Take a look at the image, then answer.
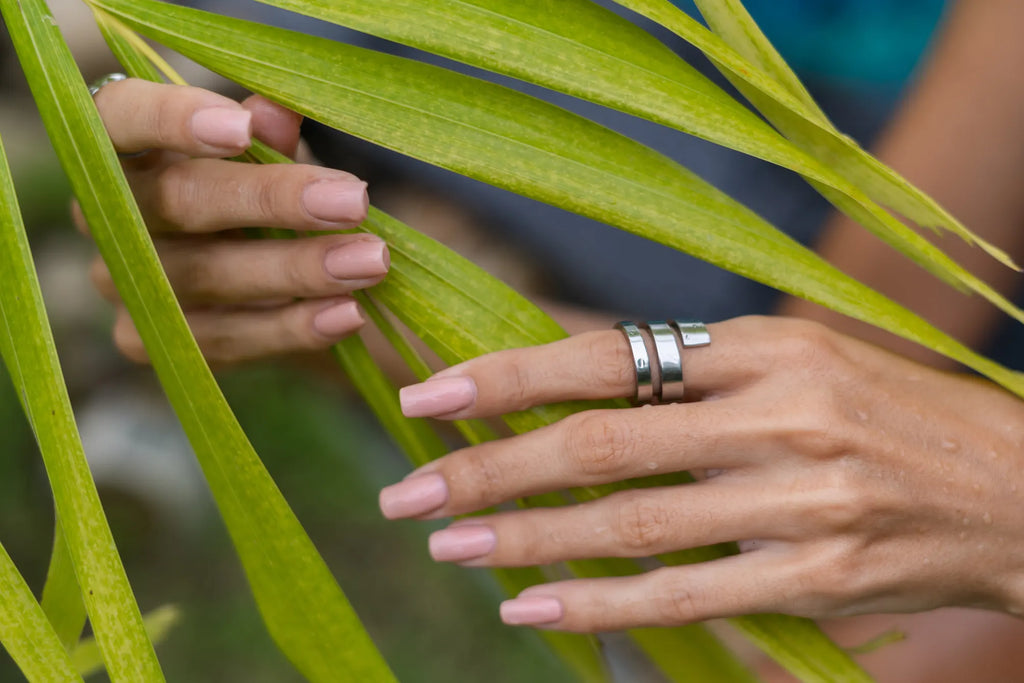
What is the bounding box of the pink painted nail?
[400,377,477,418]
[313,300,363,338]
[500,597,564,626]
[191,108,252,151]
[379,472,448,519]
[303,180,368,223]
[324,240,389,280]
[429,525,496,563]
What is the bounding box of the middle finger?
[379,400,757,520]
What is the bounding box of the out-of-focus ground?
[0,3,576,680]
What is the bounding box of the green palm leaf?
[1,1,395,680]
[87,0,1024,399]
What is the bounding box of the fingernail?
[500,597,564,626]
[429,525,496,562]
[313,300,363,338]
[400,377,477,418]
[191,108,252,150]
[324,240,390,280]
[303,180,368,223]
[379,472,448,519]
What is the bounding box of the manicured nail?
[324,240,390,280]
[500,597,564,626]
[429,525,496,562]
[303,180,368,223]
[313,300,363,338]
[191,108,252,150]
[379,472,448,519]
[400,377,477,418]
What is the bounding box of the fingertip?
[190,107,253,155]
[500,596,564,627]
[312,298,364,339]
[399,376,478,418]
[302,179,368,226]
[243,94,304,158]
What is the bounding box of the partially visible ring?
[87,72,128,98]
[614,321,653,405]
[88,73,150,160]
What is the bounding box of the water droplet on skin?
[973,484,981,493]
[983,512,993,525]
[854,409,869,422]
[645,462,658,471]
[988,450,999,460]
[941,438,960,453]
[1012,485,1019,494]
[923,558,932,566]
[963,517,971,526]
[959,531,968,540]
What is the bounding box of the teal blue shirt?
[673,0,948,92]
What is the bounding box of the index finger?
[399,320,753,420]
[93,78,252,158]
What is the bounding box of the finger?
[141,158,367,233]
[71,200,88,236]
[499,553,801,631]
[399,323,748,420]
[111,296,364,365]
[158,233,388,304]
[378,401,758,519]
[94,79,252,157]
[243,94,303,159]
[427,479,786,566]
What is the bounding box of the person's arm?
[779,0,1024,367]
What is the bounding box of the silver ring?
[88,72,128,98]
[645,321,684,403]
[614,321,653,404]
[614,320,711,406]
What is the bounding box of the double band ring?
[614,320,710,405]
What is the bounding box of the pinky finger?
[111,296,364,365]
[500,553,802,632]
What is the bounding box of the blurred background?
[0,3,575,680]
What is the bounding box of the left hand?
[378,316,1024,631]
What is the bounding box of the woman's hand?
[379,316,1024,631]
[79,78,387,364]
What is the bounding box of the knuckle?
[154,162,196,227]
[197,325,246,365]
[562,411,636,478]
[770,319,843,370]
[585,332,635,391]
[653,574,705,625]
[778,394,850,459]
[614,492,672,552]
[804,464,873,532]
[452,448,507,509]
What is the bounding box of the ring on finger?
[615,319,710,405]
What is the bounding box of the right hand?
[77,78,387,364]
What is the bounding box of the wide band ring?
[615,319,710,405]
[614,321,653,404]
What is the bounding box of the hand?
[78,78,386,364]
[379,316,1024,631]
